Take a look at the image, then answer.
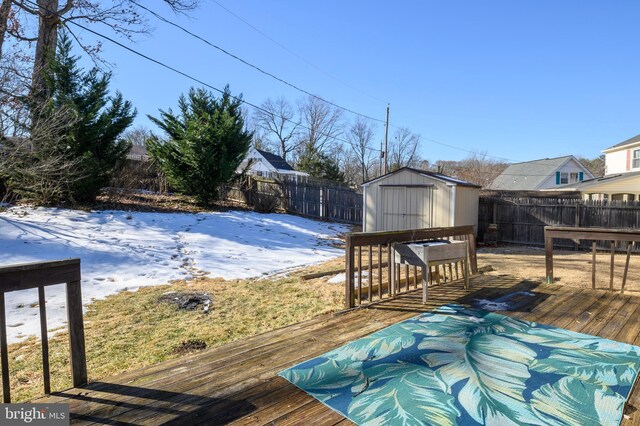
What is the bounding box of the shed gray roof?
[603,134,640,152]
[256,149,295,172]
[362,167,481,188]
[489,156,576,190]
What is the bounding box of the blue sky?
[75,1,640,164]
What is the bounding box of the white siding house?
[489,156,593,191]
[555,135,640,201]
[362,168,480,234]
[603,134,640,175]
[238,148,308,180]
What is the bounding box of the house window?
[560,173,569,184]
[633,149,640,169]
[569,172,579,183]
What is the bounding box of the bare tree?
[1,0,199,102]
[577,155,605,177]
[122,125,151,146]
[253,97,300,161]
[449,153,507,187]
[0,102,85,204]
[0,0,12,59]
[296,95,343,157]
[388,127,421,170]
[424,153,507,187]
[346,117,376,183]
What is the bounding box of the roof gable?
[489,155,592,190]
[603,134,640,152]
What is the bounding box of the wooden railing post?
[67,279,87,387]
[345,237,355,309]
[545,234,554,284]
[0,258,86,401]
[0,293,10,403]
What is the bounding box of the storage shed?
[362,167,480,234]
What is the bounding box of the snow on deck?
[0,207,349,343]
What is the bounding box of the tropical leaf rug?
[279,304,640,425]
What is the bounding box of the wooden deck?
[34,273,640,425]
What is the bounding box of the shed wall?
[364,169,454,232]
[454,186,479,234]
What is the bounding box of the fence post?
[492,201,498,224]
[574,202,581,250]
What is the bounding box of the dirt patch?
[172,339,207,355]
[158,291,212,313]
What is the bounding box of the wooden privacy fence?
[0,259,87,402]
[545,227,640,293]
[479,197,640,251]
[225,176,363,225]
[344,226,477,308]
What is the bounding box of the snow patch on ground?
[328,271,368,284]
[0,206,348,343]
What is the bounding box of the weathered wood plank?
[30,276,640,426]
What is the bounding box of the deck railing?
[345,226,477,308]
[545,226,640,293]
[0,259,87,402]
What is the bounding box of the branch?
[13,1,38,15]
[57,0,74,16]
[6,28,37,41]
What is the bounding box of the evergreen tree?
[297,146,345,182]
[147,86,252,205]
[48,32,136,202]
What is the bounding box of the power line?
[25,0,519,162]
[130,0,387,125]
[421,136,514,162]
[211,0,385,104]
[18,0,385,155]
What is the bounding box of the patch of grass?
[3,273,343,402]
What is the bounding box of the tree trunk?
[0,0,13,61]
[30,0,60,103]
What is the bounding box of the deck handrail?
[545,226,640,293]
[0,258,86,402]
[345,226,477,308]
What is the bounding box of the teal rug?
[279,304,640,425]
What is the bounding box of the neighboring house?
[555,171,640,201]
[238,148,309,180]
[551,135,640,201]
[126,144,150,161]
[489,156,593,191]
[602,134,640,175]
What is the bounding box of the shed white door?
[381,186,434,231]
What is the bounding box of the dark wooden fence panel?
[479,196,640,251]
[225,176,363,225]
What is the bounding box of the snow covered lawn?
[0,206,348,343]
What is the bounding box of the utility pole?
[384,104,390,174]
[379,140,384,176]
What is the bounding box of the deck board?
[32,273,640,425]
